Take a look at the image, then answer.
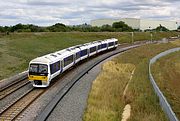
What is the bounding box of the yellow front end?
[29,75,49,87]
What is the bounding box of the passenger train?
[28,38,118,87]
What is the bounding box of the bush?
[112,21,133,32]
[155,25,169,31]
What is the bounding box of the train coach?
[28,38,118,87]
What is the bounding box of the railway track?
[34,44,144,121]
[0,88,45,120]
[0,41,155,120]
[0,79,29,100]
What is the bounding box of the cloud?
[0,0,179,26]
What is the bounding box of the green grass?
[83,40,180,121]
[0,32,179,80]
[152,51,180,119]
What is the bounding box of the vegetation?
[83,40,180,121]
[152,50,180,119]
[0,21,173,33]
[145,25,170,32]
[155,25,169,31]
[84,62,135,121]
[0,32,179,80]
[112,21,133,32]
[0,22,134,33]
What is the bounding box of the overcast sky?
[0,0,180,26]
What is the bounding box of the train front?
[28,63,50,87]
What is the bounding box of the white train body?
[28,38,118,87]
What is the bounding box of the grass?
[84,61,135,121]
[0,32,179,80]
[152,51,180,119]
[83,39,180,121]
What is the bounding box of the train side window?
[101,44,107,48]
[60,61,63,69]
[108,42,114,47]
[98,45,101,50]
[56,61,60,71]
[90,46,96,53]
[64,55,73,67]
[105,44,107,48]
[50,61,60,74]
[50,64,54,74]
[76,52,81,59]
[80,49,87,57]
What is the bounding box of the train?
[28,38,118,87]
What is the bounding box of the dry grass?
[83,61,135,121]
[152,50,180,119]
[84,40,180,121]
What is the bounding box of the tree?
[112,21,124,28]
[48,23,68,32]
[112,21,133,32]
[155,24,169,31]
[0,26,5,32]
[11,23,24,32]
[101,24,114,32]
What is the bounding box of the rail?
[149,47,180,121]
[0,71,28,92]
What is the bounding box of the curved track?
[0,41,150,121]
[34,43,144,121]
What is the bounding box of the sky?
[0,0,180,26]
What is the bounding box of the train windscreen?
[29,64,48,76]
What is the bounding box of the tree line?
[0,21,174,33]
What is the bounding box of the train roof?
[30,49,74,64]
[30,38,117,64]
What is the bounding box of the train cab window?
[29,65,38,73]
[115,41,118,45]
[39,65,48,73]
[90,47,96,53]
[80,49,88,57]
[64,55,73,67]
[29,64,48,75]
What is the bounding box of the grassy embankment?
[152,49,180,119]
[0,32,179,80]
[83,40,180,121]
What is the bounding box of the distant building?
[91,18,178,31]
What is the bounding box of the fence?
[149,47,180,121]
